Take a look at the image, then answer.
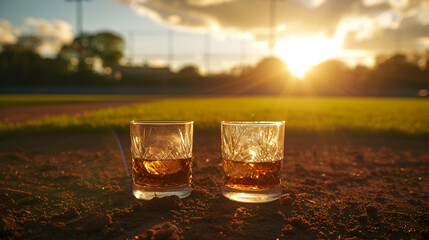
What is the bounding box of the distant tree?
[0,45,40,84]
[57,34,95,73]
[57,44,80,71]
[420,49,429,85]
[371,54,424,90]
[0,44,68,85]
[91,32,124,67]
[240,57,291,94]
[425,58,429,77]
[305,59,354,94]
[251,57,290,79]
[350,64,372,93]
[177,65,200,79]
[352,64,371,82]
[229,64,252,77]
[170,65,201,86]
[16,35,43,51]
[58,31,124,71]
[306,59,350,81]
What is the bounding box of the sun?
[275,35,341,78]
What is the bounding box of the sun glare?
[275,35,341,78]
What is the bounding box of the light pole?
[67,0,90,37]
[67,0,90,72]
[264,0,285,55]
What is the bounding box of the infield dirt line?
[0,96,168,124]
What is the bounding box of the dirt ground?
[0,102,428,239]
[0,130,428,240]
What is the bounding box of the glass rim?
[221,121,285,126]
[130,120,193,125]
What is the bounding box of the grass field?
[0,94,148,107]
[1,96,428,138]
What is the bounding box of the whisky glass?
[221,121,285,203]
[130,120,193,200]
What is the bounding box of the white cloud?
[120,0,360,38]
[0,19,18,49]
[24,18,74,55]
[0,18,74,55]
[418,37,429,48]
[167,15,182,24]
[362,0,387,6]
[117,0,429,55]
[296,0,325,8]
[335,17,375,42]
[187,0,234,7]
[415,1,429,25]
[362,0,408,8]
[388,0,409,9]
[338,0,429,52]
[375,10,402,29]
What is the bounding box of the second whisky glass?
[221,121,285,203]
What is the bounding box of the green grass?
[1,97,428,138]
[0,94,149,107]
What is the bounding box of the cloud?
[341,1,429,52]
[0,19,18,49]
[187,0,234,7]
[120,0,362,36]
[297,0,326,8]
[119,0,429,54]
[24,18,74,55]
[0,18,73,55]
[414,1,429,24]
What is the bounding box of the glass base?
[132,183,191,200]
[222,185,282,203]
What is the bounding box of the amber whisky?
[132,157,192,187]
[223,159,282,190]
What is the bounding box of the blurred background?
[0,0,428,96]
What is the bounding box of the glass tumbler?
[130,120,193,200]
[221,121,285,203]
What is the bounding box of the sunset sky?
[1,0,428,76]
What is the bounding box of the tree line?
[0,31,428,96]
[0,31,123,85]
